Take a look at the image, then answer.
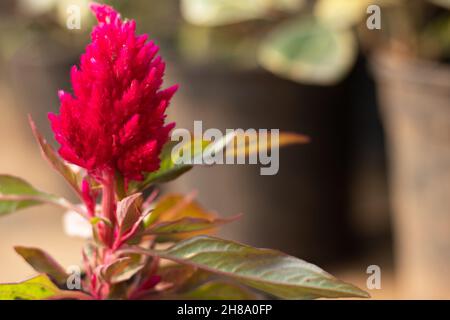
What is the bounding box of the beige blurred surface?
[0,83,83,283]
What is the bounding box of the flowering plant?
[0,4,368,300]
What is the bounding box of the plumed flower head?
[49,3,177,181]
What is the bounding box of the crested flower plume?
[49,3,177,182]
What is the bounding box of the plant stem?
[101,170,116,248]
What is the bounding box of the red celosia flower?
[49,3,177,181]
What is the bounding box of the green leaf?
[259,18,357,85]
[0,175,82,217]
[182,280,259,300]
[117,193,143,235]
[144,193,226,240]
[158,265,197,289]
[130,141,196,193]
[134,131,307,192]
[0,274,61,300]
[131,137,212,191]
[90,216,112,227]
[100,257,144,284]
[181,0,306,26]
[14,246,68,287]
[0,175,56,216]
[125,236,370,300]
[28,115,82,198]
[147,193,215,224]
[225,131,309,158]
[143,216,240,239]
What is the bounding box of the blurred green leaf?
[0,274,90,300]
[131,136,215,191]
[0,274,61,300]
[428,0,450,9]
[182,280,259,300]
[125,236,370,299]
[178,23,261,68]
[181,0,305,26]
[14,246,68,287]
[259,18,357,85]
[130,141,198,193]
[314,0,383,29]
[134,131,307,192]
[420,13,450,59]
[90,216,112,227]
[0,175,85,217]
[0,175,56,216]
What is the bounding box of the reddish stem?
[101,170,116,248]
[89,171,160,299]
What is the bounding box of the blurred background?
[0,0,449,299]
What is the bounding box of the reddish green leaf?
[28,115,82,198]
[0,175,56,216]
[145,193,228,239]
[0,175,86,217]
[157,265,197,289]
[124,236,370,300]
[101,257,144,284]
[117,193,143,235]
[14,246,68,286]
